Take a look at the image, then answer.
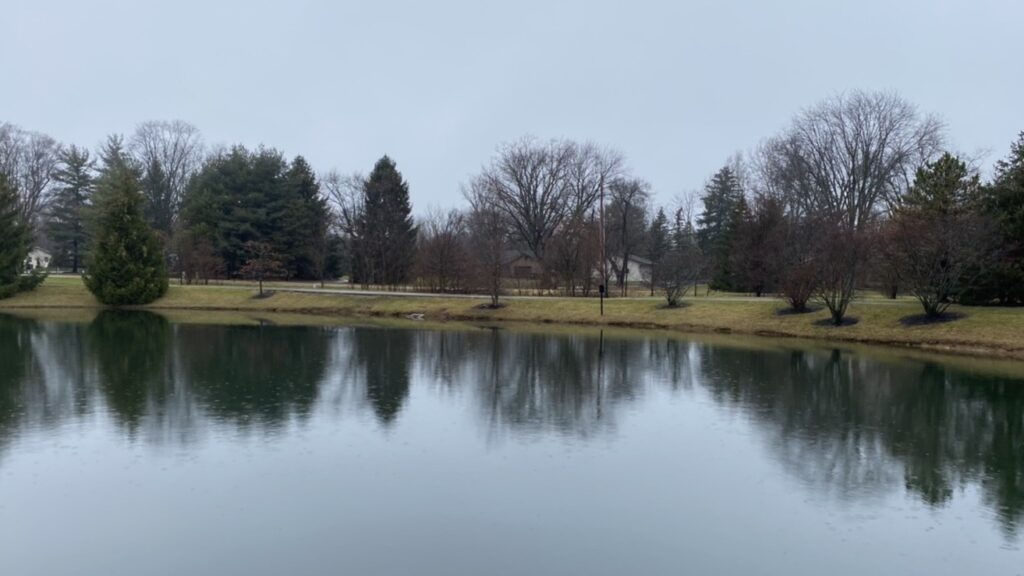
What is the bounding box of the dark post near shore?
[599,174,607,316]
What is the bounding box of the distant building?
[606,254,653,284]
[503,250,543,279]
[501,251,654,284]
[25,248,51,271]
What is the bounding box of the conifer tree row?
[180,147,335,282]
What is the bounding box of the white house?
[606,254,653,284]
[25,248,51,271]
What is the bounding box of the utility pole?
[599,175,607,316]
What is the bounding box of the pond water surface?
[1,311,1022,575]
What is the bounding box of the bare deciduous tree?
[174,228,224,285]
[893,212,994,317]
[474,137,573,263]
[813,224,867,325]
[565,141,625,218]
[0,122,61,235]
[240,241,286,296]
[776,216,820,312]
[659,231,702,308]
[416,208,469,293]
[758,91,945,324]
[323,170,367,281]
[473,136,625,270]
[786,91,944,229]
[546,212,601,296]
[129,120,203,233]
[605,177,649,295]
[466,202,507,308]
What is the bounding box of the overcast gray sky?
[3,0,1021,210]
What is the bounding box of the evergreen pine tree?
[893,153,992,317]
[84,162,168,305]
[0,172,37,299]
[646,208,670,296]
[901,153,980,215]
[181,146,293,278]
[697,166,743,251]
[97,134,139,177]
[697,165,744,291]
[47,145,95,272]
[359,156,416,285]
[963,133,1024,305]
[714,195,750,291]
[280,156,330,279]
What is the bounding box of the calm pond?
[1,311,1022,575]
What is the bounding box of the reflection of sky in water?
[0,313,1022,575]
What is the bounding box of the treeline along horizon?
[1,89,1022,316]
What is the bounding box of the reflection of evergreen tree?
[177,324,329,428]
[89,311,170,433]
[966,376,1024,536]
[351,328,414,426]
[3,312,1023,539]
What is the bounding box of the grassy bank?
[3,276,1024,360]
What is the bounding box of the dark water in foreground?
[1,311,1022,575]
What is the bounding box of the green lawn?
[3,275,1024,360]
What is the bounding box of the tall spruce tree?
[715,194,750,291]
[47,145,95,272]
[697,165,744,290]
[0,172,37,299]
[280,156,330,279]
[963,132,1024,305]
[697,166,743,250]
[357,156,416,285]
[646,207,670,296]
[84,161,168,305]
[97,134,139,177]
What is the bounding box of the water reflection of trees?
[455,329,651,439]
[0,315,97,459]
[697,346,1024,536]
[0,315,43,459]
[90,310,172,433]
[349,327,414,425]
[175,323,329,429]
[0,312,1021,535]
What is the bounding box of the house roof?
[607,254,653,265]
[629,255,653,265]
[502,249,539,266]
